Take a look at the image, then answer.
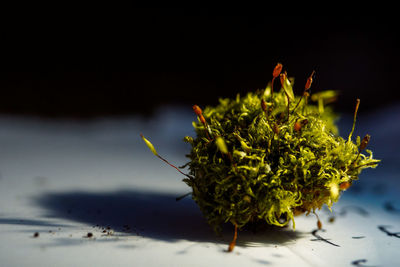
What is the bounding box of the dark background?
[1,9,398,118]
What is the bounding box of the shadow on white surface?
[2,104,398,266]
[34,189,304,248]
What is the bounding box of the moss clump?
[142,64,379,251]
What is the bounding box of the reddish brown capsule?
[294,121,302,132]
[193,105,203,116]
[305,70,315,91]
[199,114,206,124]
[294,119,308,132]
[261,99,267,113]
[280,72,287,87]
[360,134,370,151]
[273,124,280,134]
[273,63,283,78]
[339,182,351,190]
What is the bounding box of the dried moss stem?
[228,224,238,252]
[176,192,192,201]
[348,99,360,141]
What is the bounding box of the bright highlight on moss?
[141,63,380,252]
[215,136,229,154]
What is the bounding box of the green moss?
[141,65,379,249]
[182,73,379,234]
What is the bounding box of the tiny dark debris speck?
[87,232,93,238]
[33,232,39,238]
[352,236,366,239]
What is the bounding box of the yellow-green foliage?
[183,79,379,233]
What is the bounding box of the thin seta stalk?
[292,70,315,115]
[140,134,194,180]
[193,105,212,140]
[313,211,322,230]
[347,99,371,167]
[348,99,360,142]
[175,192,192,201]
[280,72,291,121]
[270,63,283,114]
[263,63,282,151]
[352,134,371,166]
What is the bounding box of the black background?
[1,9,398,118]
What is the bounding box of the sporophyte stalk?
[141,63,380,252]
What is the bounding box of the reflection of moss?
[183,67,379,235]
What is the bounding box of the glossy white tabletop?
[0,105,399,266]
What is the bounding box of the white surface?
[0,105,399,267]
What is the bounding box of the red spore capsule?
[294,121,302,132]
[360,134,370,151]
[193,105,203,116]
[305,70,315,91]
[339,182,351,190]
[273,63,283,78]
